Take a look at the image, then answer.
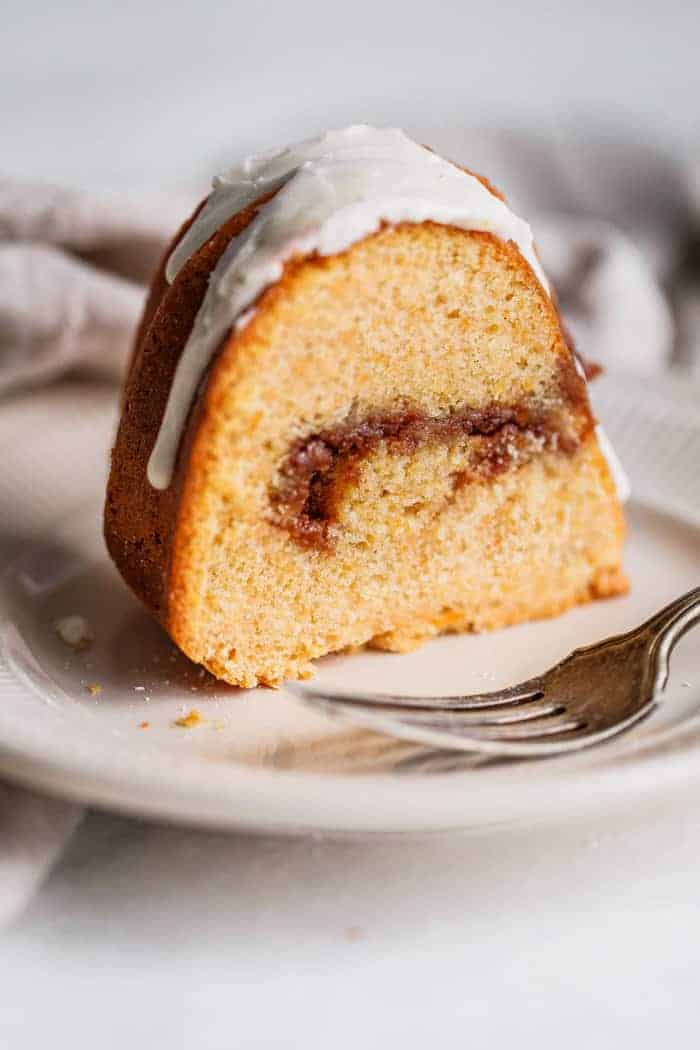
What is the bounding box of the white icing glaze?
[595,424,631,502]
[573,360,629,501]
[148,125,550,489]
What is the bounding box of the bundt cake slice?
[105,125,628,687]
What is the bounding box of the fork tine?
[438,716,585,740]
[307,696,563,727]
[407,704,658,755]
[306,700,582,744]
[287,680,545,711]
[315,701,656,757]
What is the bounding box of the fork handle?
[644,587,700,691]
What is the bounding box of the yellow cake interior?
[162,222,626,686]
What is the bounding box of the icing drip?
[147,125,550,489]
[595,424,631,502]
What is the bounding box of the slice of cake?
[105,125,628,687]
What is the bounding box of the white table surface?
[3,1,700,1044]
[5,796,700,1047]
[4,0,700,191]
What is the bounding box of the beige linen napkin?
[0,379,118,924]
[0,178,195,395]
[0,784,82,927]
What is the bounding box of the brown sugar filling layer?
[269,400,588,549]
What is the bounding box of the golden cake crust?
[105,192,272,618]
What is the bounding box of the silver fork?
[288,588,700,757]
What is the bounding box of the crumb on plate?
[55,614,92,650]
[173,708,203,729]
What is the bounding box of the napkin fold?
[0,783,82,927]
[1,129,699,927]
[0,178,194,396]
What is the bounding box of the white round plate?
[0,375,699,833]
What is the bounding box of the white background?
[3,2,700,1046]
[4,0,699,190]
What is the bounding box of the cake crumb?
[55,614,92,650]
[344,926,364,942]
[173,709,203,729]
[682,681,691,688]
[85,682,102,696]
[139,721,151,729]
